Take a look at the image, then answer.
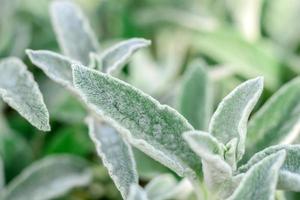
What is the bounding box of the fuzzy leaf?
[239,145,300,191]
[50,0,99,65]
[72,64,201,178]
[128,185,149,200]
[183,131,231,190]
[26,50,77,90]
[145,174,178,200]
[100,38,151,73]
[227,151,286,200]
[1,155,92,200]
[0,57,50,131]
[246,77,300,159]
[209,77,263,161]
[177,61,212,130]
[0,157,4,191]
[87,117,138,199]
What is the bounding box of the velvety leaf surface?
[72,64,201,178]
[0,57,50,131]
[183,131,231,190]
[239,145,300,191]
[209,77,263,160]
[87,117,138,199]
[27,50,76,90]
[100,38,151,73]
[177,62,212,130]
[50,0,99,65]
[1,155,92,200]
[128,185,149,200]
[227,151,286,200]
[246,77,300,159]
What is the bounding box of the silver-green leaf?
[87,117,138,199]
[100,38,151,73]
[177,61,212,130]
[239,145,300,192]
[0,57,50,131]
[1,155,92,200]
[26,49,77,90]
[246,77,300,159]
[227,151,286,200]
[183,131,231,190]
[128,184,149,200]
[50,0,99,65]
[209,77,263,161]
[72,64,201,178]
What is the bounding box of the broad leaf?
[183,131,231,190]
[209,77,263,161]
[128,184,148,200]
[100,38,151,73]
[1,155,92,200]
[246,77,300,159]
[26,50,76,90]
[87,117,138,199]
[192,30,281,89]
[0,57,50,131]
[227,151,286,200]
[177,61,212,130]
[50,0,99,65]
[239,145,300,191]
[72,64,201,178]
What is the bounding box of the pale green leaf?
[26,50,77,90]
[87,117,138,199]
[145,174,177,200]
[239,145,300,191]
[1,155,92,200]
[209,77,263,161]
[128,184,149,200]
[72,64,201,178]
[100,38,151,73]
[227,151,286,200]
[0,57,50,131]
[192,30,281,89]
[263,0,300,48]
[177,61,212,130]
[50,0,99,65]
[246,77,300,160]
[183,130,231,190]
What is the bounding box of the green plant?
[0,0,300,199]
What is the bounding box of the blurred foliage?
[1,0,300,199]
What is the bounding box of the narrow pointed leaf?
[183,131,231,189]
[72,64,201,178]
[177,61,212,130]
[246,77,300,159]
[100,38,151,73]
[239,145,300,191]
[0,57,50,131]
[26,50,77,90]
[1,155,92,200]
[87,117,138,199]
[128,185,148,200]
[227,151,286,200]
[209,77,263,160]
[50,0,99,65]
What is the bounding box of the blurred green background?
[1,0,300,199]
